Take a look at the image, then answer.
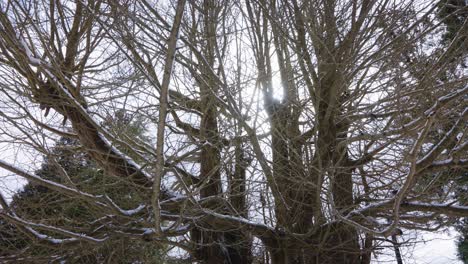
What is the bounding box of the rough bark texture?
[192,1,252,263]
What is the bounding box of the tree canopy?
[0,0,466,263]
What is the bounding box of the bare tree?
[0,0,467,263]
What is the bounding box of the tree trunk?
[265,226,362,264]
[192,1,252,263]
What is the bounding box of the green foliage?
[435,2,467,261]
[455,171,468,263]
[437,0,467,43]
[437,0,468,67]
[0,111,172,263]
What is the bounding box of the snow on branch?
[401,202,468,217]
[0,159,104,203]
[0,211,107,244]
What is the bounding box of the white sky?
[373,229,462,264]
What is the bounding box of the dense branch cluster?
[0,0,466,263]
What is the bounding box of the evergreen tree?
[0,111,173,263]
[437,2,468,262]
[455,171,468,263]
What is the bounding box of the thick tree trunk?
[193,89,251,264]
[265,223,362,264]
[192,2,252,263]
[226,144,252,264]
[192,102,224,263]
[264,105,361,264]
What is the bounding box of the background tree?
[0,1,466,264]
[0,111,181,263]
[436,1,468,262]
[455,172,468,263]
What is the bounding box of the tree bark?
[192,1,252,263]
